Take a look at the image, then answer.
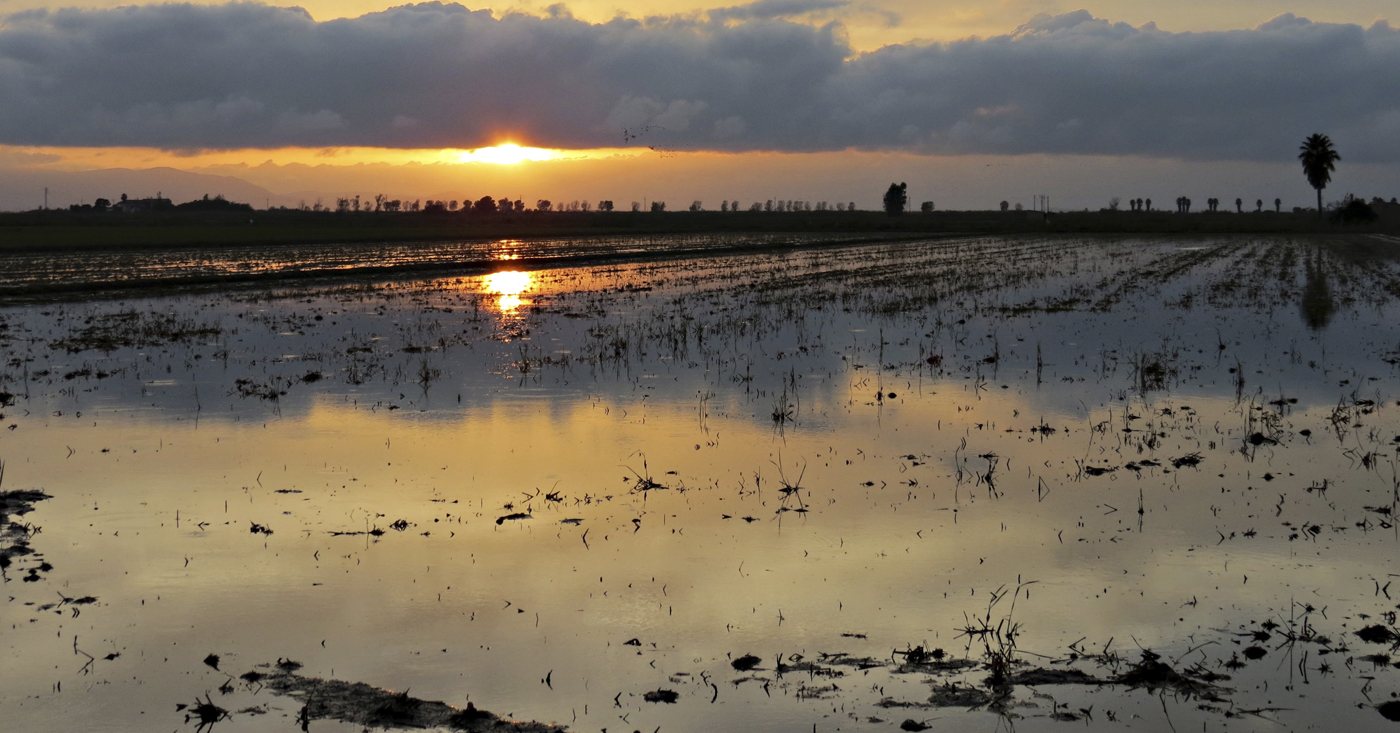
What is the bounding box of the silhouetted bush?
[176,194,253,212]
[1334,196,1377,223]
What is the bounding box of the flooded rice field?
[0,231,881,299]
[3,233,1400,732]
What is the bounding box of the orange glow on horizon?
[0,144,635,172]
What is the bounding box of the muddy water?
[3,234,1400,732]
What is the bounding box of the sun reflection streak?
[485,270,532,311]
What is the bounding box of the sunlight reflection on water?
[485,270,532,311]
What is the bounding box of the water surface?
[3,234,1400,732]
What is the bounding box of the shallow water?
[0,231,883,299]
[3,234,1400,732]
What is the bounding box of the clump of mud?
[252,662,563,731]
[0,489,52,580]
[1356,625,1400,645]
[871,648,1229,713]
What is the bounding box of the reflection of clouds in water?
[485,270,532,311]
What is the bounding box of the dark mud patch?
[642,689,679,703]
[775,657,845,678]
[1357,625,1400,645]
[875,653,1228,714]
[924,683,992,708]
[888,645,978,674]
[819,652,887,671]
[879,683,993,711]
[731,654,762,671]
[0,489,52,578]
[1007,668,1103,686]
[1112,657,1229,700]
[892,658,978,675]
[253,663,562,731]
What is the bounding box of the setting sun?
[456,144,560,165]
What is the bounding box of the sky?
[0,0,1396,211]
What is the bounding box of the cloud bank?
[0,3,1396,160]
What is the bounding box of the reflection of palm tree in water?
[1300,246,1335,330]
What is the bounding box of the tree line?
[320,195,864,214]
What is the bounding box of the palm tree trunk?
[1316,188,1323,218]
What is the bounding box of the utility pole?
[44,187,48,210]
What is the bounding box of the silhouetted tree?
[1256,199,1263,212]
[689,201,702,212]
[1274,198,1282,213]
[1335,194,1378,223]
[883,182,908,216]
[1235,198,1242,213]
[599,200,614,211]
[731,201,739,211]
[999,201,1009,212]
[474,196,496,213]
[93,198,110,212]
[920,201,934,213]
[1145,198,1152,212]
[536,200,551,212]
[1299,133,1340,218]
[650,201,666,212]
[1109,197,1121,211]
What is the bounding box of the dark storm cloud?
[706,0,850,22]
[0,3,1396,160]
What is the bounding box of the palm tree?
[1298,134,1340,218]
